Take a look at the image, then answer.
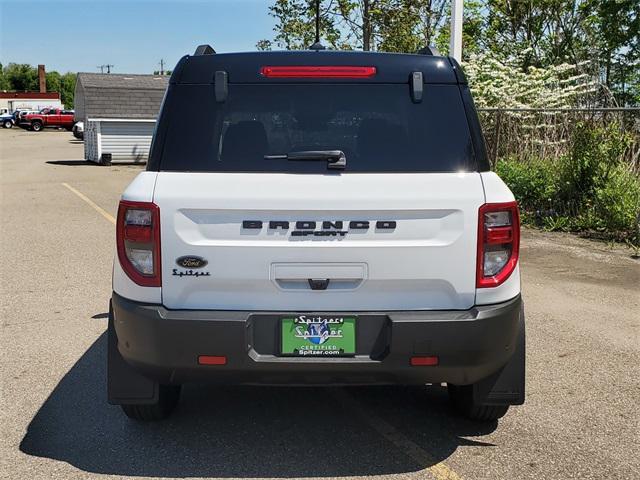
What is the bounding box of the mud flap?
[473,302,526,406]
[107,301,159,405]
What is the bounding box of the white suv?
[109,45,525,422]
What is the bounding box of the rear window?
[156,83,476,173]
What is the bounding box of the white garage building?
[74,73,169,164]
[0,92,62,113]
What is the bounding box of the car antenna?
[309,0,326,50]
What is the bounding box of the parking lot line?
[62,182,116,225]
[333,389,462,480]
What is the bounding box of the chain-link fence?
[476,107,640,241]
[477,107,640,171]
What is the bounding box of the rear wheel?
[120,385,181,421]
[3,120,12,128]
[447,384,509,422]
[31,121,43,132]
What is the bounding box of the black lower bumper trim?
[111,293,522,387]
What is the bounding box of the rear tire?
[31,121,43,132]
[447,384,509,422]
[120,385,181,421]
[3,120,12,128]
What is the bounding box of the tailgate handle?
[308,279,330,290]
[271,263,367,291]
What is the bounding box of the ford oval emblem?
[176,256,208,269]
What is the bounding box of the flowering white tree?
[464,50,602,109]
[463,51,615,162]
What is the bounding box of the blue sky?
[0,0,276,74]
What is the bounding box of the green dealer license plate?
[281,315,356,356]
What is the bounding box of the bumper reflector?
[198,355,227,365]
[410,356,439,366]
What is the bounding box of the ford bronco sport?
[109,44,525,422]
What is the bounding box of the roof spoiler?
[194,44,216,56]
[416,46,441,56]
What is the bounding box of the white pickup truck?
[108,45,525,423]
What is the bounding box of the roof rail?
[417,46,441,56]
[194,44,216,56]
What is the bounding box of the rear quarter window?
[155,83,476,173]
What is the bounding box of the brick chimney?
[38,65,46,93]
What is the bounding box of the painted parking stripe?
[62,182,116,225]
[333,389,462,480]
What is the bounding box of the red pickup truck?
[21,108,76,132]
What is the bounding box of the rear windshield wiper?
[264,150,346,170]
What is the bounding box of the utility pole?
[309,0,325,50]
[363,0,371,51]
[159,59,165,75]
[315,0,320,43]
[450,0,463,62]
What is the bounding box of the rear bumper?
[111,292,522,386]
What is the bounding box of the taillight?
[116,200,161,287]
[477,202,520,288]
[259,65,377,78]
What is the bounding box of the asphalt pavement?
[1,128,638,480]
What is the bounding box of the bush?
[495,122,640,242]
[558,122,632,205]
[594,165,640,235]
[495,159,558,214]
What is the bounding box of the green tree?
[60,72,76,109]
[480,0,637,104]
[266,0,345,49]
[262,0,450,53]
[374,1,425,53]
[0,63,11,90]
[261,0,638,104]
[3,63,39,91]
[434,0,484,58]
[586,0,639,105]
[333,0,378,51]
[331,0,448,52]
[45,71,62,94]
[361,0,453,52]
[414,0,449,47]
[256,39,273,51]
[0,62,79,108]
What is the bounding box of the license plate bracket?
[280,314,356,357]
